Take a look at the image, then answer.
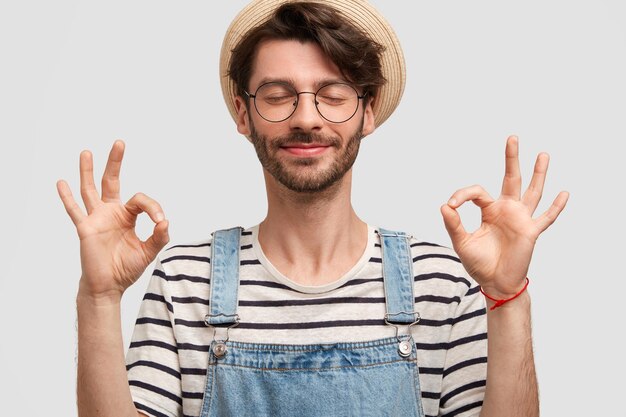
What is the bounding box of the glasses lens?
[316,83,359,123]
[254,83,298,122]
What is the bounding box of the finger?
[143,219,170,260]
[79,150,101,213]
[101,140,125,202]
[521,152,549,214]
[534,191,569,233]
[447,185,495,210]
[56,179,86,226]
[440,204,468,249]
[500,135,522,200]
[125,192,166,224]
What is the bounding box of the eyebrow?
[253,77,350,91]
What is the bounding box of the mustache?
[272,132,341,148]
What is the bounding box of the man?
[57,1,569,416]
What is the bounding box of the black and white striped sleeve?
[438,278,488,417]
[126,258,183,417]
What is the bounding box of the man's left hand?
[440,135,569,299]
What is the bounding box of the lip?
[280,144,331,157]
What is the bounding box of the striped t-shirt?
[126,225,487,417]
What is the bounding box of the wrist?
[77,279,124,307]
[479,276,529,299]
[484,289,531,311]
[480,277,530,311]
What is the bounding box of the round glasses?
[244,82,367,123]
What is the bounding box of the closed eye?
[318,96,347,106]
[264,95,296,105]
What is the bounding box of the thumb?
[143,219,170,261]
[440,204,467,248]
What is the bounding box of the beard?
[250,120,364,193]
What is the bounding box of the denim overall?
[200,227,425,417]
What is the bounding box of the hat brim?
[219,0,406,128]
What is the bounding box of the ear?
[361,99,376,137]
[234,95,251,137]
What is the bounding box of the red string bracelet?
[480,278,530,311]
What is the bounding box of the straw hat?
[219,0,406,128]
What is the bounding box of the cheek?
[252,118,290,140]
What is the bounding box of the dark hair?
[228,2,386,104]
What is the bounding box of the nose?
[288,92,323,132]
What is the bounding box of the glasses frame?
[244,81,368,124]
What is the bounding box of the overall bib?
[199,227,425,417]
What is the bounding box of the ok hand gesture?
[57,141,169,302]
[441,136,569,300]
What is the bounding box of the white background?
[1,1,624,415]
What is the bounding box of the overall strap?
[379,228,418,324]
[205,227,242,326]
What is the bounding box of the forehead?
[249,39,345,89]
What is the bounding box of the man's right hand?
[57,140,169,303]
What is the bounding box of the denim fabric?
[379,228,418,324]
[200,228,425,417]
[206,227,242,326]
